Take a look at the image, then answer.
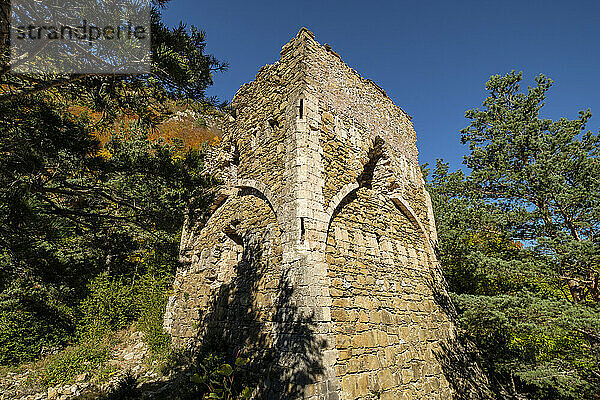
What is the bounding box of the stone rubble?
[0,329,162,400]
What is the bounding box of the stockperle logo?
[10,0,150,74]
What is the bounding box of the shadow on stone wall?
[425,266,517,400]
[122,231,326,399]
[433,336,526,400]
[433,338,496,400]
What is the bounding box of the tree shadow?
[425,267,517,400]
[433,338,497,400]
[129,228,326,399]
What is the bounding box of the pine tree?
[427,72,600,399]
[0,0,223,364]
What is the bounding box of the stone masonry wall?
[164,28,491,399]
[326,189,453,399]
[295,30,457,399]
[164,193,283,349]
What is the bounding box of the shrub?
[135,273,172,356]
[40,340,111,387]
[78,274,139,337]
[77,271,174,357]
[0,309,67,365]
[190,352,252,399]
[0,280,73,365]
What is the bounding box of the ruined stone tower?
[164,28,488,399]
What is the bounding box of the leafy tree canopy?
[0,0,222,364]
[427,71,600,400]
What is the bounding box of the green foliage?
[78,274,140,336]
[31,269,173,387]
[0,279,74,365]
[0,308,69,365]
[77,271,172,352]
[134,273,172,356]
[151,16,228,103]
[427,71,600,399]
[0,0,221,366]
[40,340,111,387]
[461,71,600,302]
[0,117,210,364]
[190,351,252,400]
[37,269,174,386]
[104,371,142,400]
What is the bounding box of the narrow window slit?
[300,217,306,241]
[299,99,304,119]
[232,143,240,166]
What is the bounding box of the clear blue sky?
[163,0,600,171]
